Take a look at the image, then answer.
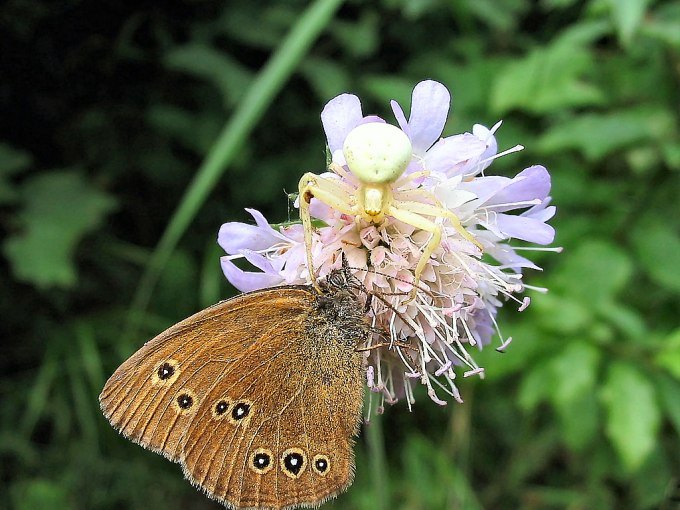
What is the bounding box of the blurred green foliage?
[1,0,679,509]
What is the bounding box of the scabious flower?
[219,80,558,411]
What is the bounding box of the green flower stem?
[125,0,345,339]
[367,412,389,510]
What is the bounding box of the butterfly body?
[100,282,370,510]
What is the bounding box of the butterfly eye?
[152,360,179,385]
[280,448,307,478]
[249,448,274,474]
[312,454,330,476]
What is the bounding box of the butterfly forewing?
[100,284,369,510]
[99,288,313,460]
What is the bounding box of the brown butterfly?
[99,268,372,510]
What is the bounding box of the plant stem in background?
[125,0,345,342]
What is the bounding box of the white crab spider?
[298,122,481,297]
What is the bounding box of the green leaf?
[552,240,633,305]
[220,4,288,49]
[549,341,600,406]
[532,292,594,335]
[490,30,604,115]
[11,479,73,510]
[654,373,680,437]
[518,362,555,411]
[3,171,117,288]
[0,143,32,204]
[596,301,647,341]
[401,435,483,509]
[548,342,601,449]
[359,75,416,111]
[601,362,661,471]
[555,391,599,450]
[654,329,680,379]
[631,219,680,294]
[146,105,222,154]
[606,0,650,47]
[330,11,379,57]
[641,3,680,47]
[163,44,253,107]
[537,107,675,161]
[299,57,352,100]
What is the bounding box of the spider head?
[343,123,412,185]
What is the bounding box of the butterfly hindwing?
[180,314,365,509]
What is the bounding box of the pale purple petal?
[406,80,450,154]
[218,208,286,254]
[321,94,363,152]
[524,205,556,223]
[470,124,499,172]
[390,100,408,134]
[359,115,386,125]
[485,166,551,211]
[220,257,283,292]
[458,175,509,205]
[469,308,496,346]
[495,214,556,244]
[424,133,487,176]
[485,242,541,270]
[241,249,285,274]
[279,244,307,282]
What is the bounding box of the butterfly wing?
[100,285,367,510]
[99,287,316,461]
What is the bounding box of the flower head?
[219,80,558,410]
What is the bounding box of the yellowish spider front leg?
[388,199,482,301]
[393,198,483,251]
[386,205,442,295]
[298,172,359,286]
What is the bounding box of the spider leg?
[393,169,430,188]
[393,198,483,251]
[386,205,443,302]
[298,172,359,286]
[329,162,355,182]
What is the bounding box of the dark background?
[1,0,679,509]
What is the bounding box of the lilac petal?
[279,244,307,282]
[407,80,450,154]
[524,205,556,223]
[359,115,386,125]
[495,214,556,244]
[403,159,426,176]
[218,208,285,254]
[486,243,541,271]
[220,257,283,292]
[241,249,285,274]
[424,133,487,176]
[390,100,409,134]
[486,166,551,211]
[321,94,363,152]
[471,124,498,172]
[458,175,509,205]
